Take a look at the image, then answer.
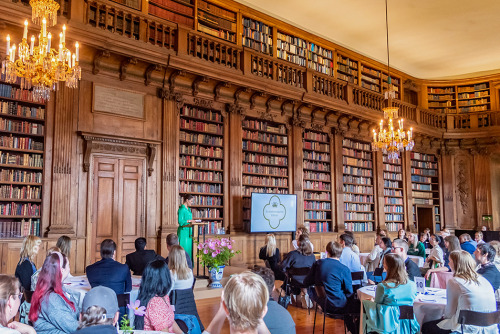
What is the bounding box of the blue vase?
[209,265,225,288]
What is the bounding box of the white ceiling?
[235,0,500,80]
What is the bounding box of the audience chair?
[351,271,365,297]
[312,285,349,334]
[372,267,384,283]
[116,293,130,308]
[458,310,500,334]
[398,305,414,334]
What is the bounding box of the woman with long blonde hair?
[15,236,41,294]
[259,234,284,280]
[168,245,194,291]
[407,233,426,258]
[422,251,498,334]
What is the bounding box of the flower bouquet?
[197,237,240,288]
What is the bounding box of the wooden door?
[416,206,434,234]
[91,156,145,264]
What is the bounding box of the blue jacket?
[86,258,132,294]
[34,291,79,334]
[461,241,476,254]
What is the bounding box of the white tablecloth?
[359,253,425,267]
[357,285,447,330]
[65,275,141,322]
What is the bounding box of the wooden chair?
[458,310,500,334]
[312,285,349,334]
[372,267,384,283]
[116,293,130,308]
[398,305,415,334]
[351,271,365,296]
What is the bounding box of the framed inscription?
[93,84,145,119]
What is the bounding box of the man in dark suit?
[86,239,132,295]
[392,238,422,281]
[166,233,193,269]
[125,237,159,275]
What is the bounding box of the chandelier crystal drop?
[1,0,81,101]
[371,0,414,160]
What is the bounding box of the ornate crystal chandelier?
[1,0,81,101]
[372,0,414,160]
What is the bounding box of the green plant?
[120,314,134,334]
[196,237,240,269]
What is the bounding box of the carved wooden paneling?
[440,153,457,230]
[473,153,492,228]
[455,154,475,229]
[228,108,243,233]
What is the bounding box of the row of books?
[337,63,358,75]
[180,156,222,170]
[411,175,433,183]
[457,83,488,92]
[303,161,330,172]
[384,164,402,172]
[198,0,236,22]
[457,98,489,106]
[243,153,287,166]
[304,171,330,181]
[306,222,330,233]
[242,120,287,135]
[304,181,330,191]
[338,56,358,69]
[410,153,436,162]
[0,136,43,151]
[200,222,225,235]
[0,153,43,168]
[242,29,272,44]
[242,176,288,187]
[384,205,404,213]
[242,18,272,34]
[343,175,372,185]
[459,105,489,113]
[180,119,223,135]
[385,197,403,204]
[345,203,371,211]
[179,182,222,194]
[0,170,42,183]
[457,91,489,99]
[0,219,40,238]
[386,222,403,232]
[412,191,435,199]
[303,141,329,152]
[305,211,329,220]
[343,139,370,151]
[428,94,454,101]
[243,141,288,155]
[343,148,372,160]
[308,55,333,67]
[343,166,373,177]
[429,101,455,108]
[179,169,223,182]
[276,33,307,48]
[148,4,195,27]
[198,10,236,31]
[344,222,373,232]
[242,130,288,145]
[276,51,307,66]
[243,39,272,54]
[180,131,223,147]
[242,163,287,176]
[337,73,357,84]
[384,180,400,188]
[384,189,403,197]
[0,119,44,135]
[304,192,330,200]
[180,144,223,158]
[383,172,402,181]
[343,157,372,168]
[190,195,222,206]
[362,75,380,85]
[344,194,373,202]
[414,198,433,205]
[304,151,329,161]
[361,66,381,78]
[361,82,380,92]
[0,84,44,104]
[0,102,45,120]
[198,22,236,42]
[344,212,374,220]
[0,185,41,200]
[385,213,404,221]
[181,106,223,123]
[411,160,437,169]
[428,87,454,94]
[343,184,373,194]
[412,183,433,191]
[411,168,437,176]
[191,208,221,219]
[304,132,328,142]
[304,201,331,210]
[0,202,40,215]
[242,187,288,196]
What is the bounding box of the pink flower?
[198,244,203,250]
[208,241,216,250]
[212,252,217,258]
[228,244,232,249]
[203,249,209,254]
[127,300,146,316]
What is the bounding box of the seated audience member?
[86,239,131,295]
[489,240,500,271]
[459,233,476,254]
[56,236,72,258]
[391,239,422,281]
[125,237,160,276]
[72,286,119,334]
[252,266,295,334]
[481,225,489,232]
[420,232,431,249]
[280,234,316,308]
[424,234,444,269]
[475,231,486,247]
[364,254,419,334]
[0,275,36,334]
[29,253,79,334]
[421,251,498,334]
[439,229,451,238]
[396,228,407,242]
[166,234,193,269]
[474,243,500,293]
[344,231,360,255]
[367,237,392,283]
[31,246,61,291]
[340,233,367,285]
[304,241,353,312]
[259,234,284,281]
[364,229,387,272]
[425,235,461,280]
[201,272,270,334]
[134,260,184,334]
[407,233,426,259]
[291,226,314,252]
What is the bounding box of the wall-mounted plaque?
[93,85,145,119]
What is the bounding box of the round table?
[357,285,447,332]
[359,253,425,267]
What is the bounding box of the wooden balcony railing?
[147,20,176,49]
[392,100,417,123]
[275,61,305,89]
[352,86,384,111]
[246,51,305,89]
[187,32,241,70]
[86,0,142,40]
[310,72,347,101]
[420,109,447,129]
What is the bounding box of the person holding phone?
[177,194,200,261]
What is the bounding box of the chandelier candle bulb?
[62,25,66,44]
[58,43,62,61]
[23,20,28,39]
[47,33,51,52]
[75,42,79,61]
[30,36,34,55]
[6,35,10,56]
[72,54,75,68]
[42,18,46,37]
[10,45,15,62]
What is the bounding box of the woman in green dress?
[177,194,197,260]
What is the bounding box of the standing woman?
[259,234,284,280]
[177,195,197,261]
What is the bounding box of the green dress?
[177,204,193,260]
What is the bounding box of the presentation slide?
[250,193,297,233]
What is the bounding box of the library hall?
[0,0,499,333]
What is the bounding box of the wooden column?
[332,129,344,233]
[374,150,385,231]
[48,86,78,237]
[401,151,412,230]
[472,150,492,229]
[227,105,243,233]
[291,122,304,227]
[440,150,457,231]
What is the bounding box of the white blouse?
[171,270,194,291]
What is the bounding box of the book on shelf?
[148,3,194,27]
[242,17,273,56]
[198,0,236,22]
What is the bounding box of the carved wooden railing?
[450,111,498,130]
[274,59,305,89]
[392,100,417,123]
[187,32,241,70]
[310,72,347,101]
[420,109,447,129]
[352,86,384,111]
[146,20,176,49]
[249,53,274,80]
[85,0,142,40]
[246,51,305,89]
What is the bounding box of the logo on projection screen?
[263,195,286,229]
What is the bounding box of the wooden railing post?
[346,83,354,105]
[177,27,188,56]
[242,49,252,75]
[447,115,455,130]
[470,113,479,129]
[305,69,313,93]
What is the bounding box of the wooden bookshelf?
[307,44,334,76]
[410,152,440,231]
[0,80,45,238]
[197,0,237,43]
[302,131,332,233]
[242,118,289,230]
[383,154,404,232]
[277,31,307,66]
[242,17,273,56]
[457,82,490,113]
[336,54,358,84]
[342,138,374,232]
[427,86,456,113]
[179,105,225,234]
[360,64,381,93]
[148,0,195,28]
